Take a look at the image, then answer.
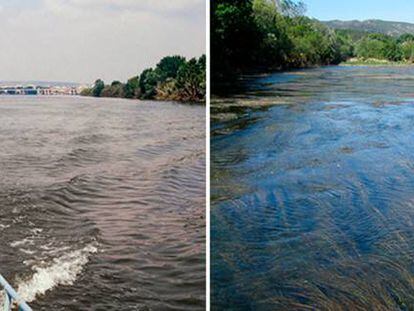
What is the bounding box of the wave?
[16,243,97,303]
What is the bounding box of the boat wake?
[16,243,98,303]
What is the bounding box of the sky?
[306,0,414,24]
[0,0,205,83]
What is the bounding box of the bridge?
[0,85,80,96]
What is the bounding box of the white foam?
[10,227,42,247]
[0,224,10,231]
[19,248,36,255]
[10,238,34,248]
[16,244,98,303]
[29,228,43,234]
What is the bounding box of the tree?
[175,57,206,101]
[252,0,292,67]
[124,76,140,98]
[155,56,186,81]
[355,34,402,61]
[384,40,403,61]
[80,88,93,96]
[397,34,414,62]
[274,0,306,17]
[138,68,159,99]
[334,30,355,61]
[101,81,125,98]
[92,79,105,97]
[398,33,414,44]
[211,0,262,82]
[198,54,206,92]
[111,81,122,86]
[402,41,414,62]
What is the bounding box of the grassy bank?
[341,57,414,66]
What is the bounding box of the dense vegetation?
[212,0,351,86]
[354,33,414,62]
[212,0,414,90]
[82,55,206,103]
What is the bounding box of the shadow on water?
[212,66,414,310]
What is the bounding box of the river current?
[0,96,205,310]
[212,66,414,310]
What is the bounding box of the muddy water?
[0,96,205,310]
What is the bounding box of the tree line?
[211,0,350,88]
[353,33,414,62]
[211,0,414,91]
[81,55,206,102]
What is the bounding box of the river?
[0,96,205,310]
[212,66,414,309]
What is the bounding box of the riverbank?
[81,55,206,104]
[80,93,206,105]
[341,57,414,66]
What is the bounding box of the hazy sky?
[0,0,205,83]
[306,0,414,23]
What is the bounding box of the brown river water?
[0,96,205,310]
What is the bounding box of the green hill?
[323,19,414,37]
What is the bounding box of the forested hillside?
[323,19,414,37]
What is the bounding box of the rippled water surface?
[212,66,414,310]
[0,96,205,310]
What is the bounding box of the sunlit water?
[0,96,205,310]
[212,66,414,310]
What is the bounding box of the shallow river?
[212,66,414,310]
[0,96,205,310]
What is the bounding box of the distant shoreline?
[79,93,205,105]
[81,55,206,104]
[341,58,414,66]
